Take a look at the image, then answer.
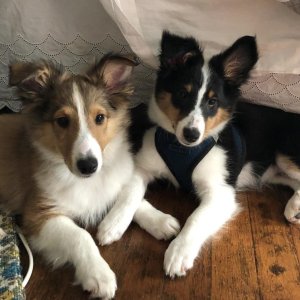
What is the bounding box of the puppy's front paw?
[75,259,117,299]
[149,213,180,240]
[164,237,198,278]
[285,191,300,225]
[97,214,131,246]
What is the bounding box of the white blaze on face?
[72,83,102,174]
[176,64,209,146]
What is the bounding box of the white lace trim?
[0,33,156,110]
[241,73,300,113]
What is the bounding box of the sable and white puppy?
[0,55,178,298]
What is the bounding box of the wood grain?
[21,187,300,299]
[248,189,300,300]
[211,192,260,300]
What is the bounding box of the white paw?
[164,237,198,278]
[284,191,300,225]
[149,213,181,240]
[97,215,131,246]
[75,259,117,299]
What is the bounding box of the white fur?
[72,83,102,175]
[176,64,209,146]
[164,146,238,277]
[31,130,133,298]
[34,131,133,225]
[259,163,300,224]
[98,128,181,245]
[238,160,300,224]
[134,199,181,240]
[30,216,117,298]
[236,162,259,190]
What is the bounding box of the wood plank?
[211,192,260,300]
[248,189,300,300]
[156,189,212,300]
[279,189,300,269]
[21,187,300,299]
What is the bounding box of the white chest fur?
[34,138,134,225]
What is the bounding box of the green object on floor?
[0,211,24,300]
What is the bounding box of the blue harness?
[155,127,217,192]
[155,125,245,192]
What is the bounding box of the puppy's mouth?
[78,173,94,179]
[179,139,202,147]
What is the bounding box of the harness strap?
[155,127,216,192]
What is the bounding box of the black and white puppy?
[99,31,300,278]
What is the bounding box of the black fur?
[234,101,300,176]
[155,31,204,117]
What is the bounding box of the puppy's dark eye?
[55,117,69,128]
[95,114,105,125]
[207,98,218,108]
[178,89,188,98]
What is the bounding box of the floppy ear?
[159,31,203,68]
[210,36,258,86]
[88,53,138,96]
[9,61,59,102]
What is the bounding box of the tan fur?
[223,51,246,81]
[10,61,52,87]
[208,90,215,98]
[22,196,60,236]
[277,154,300,173]
[88,103,128,151]
[157,91,181,127]
[204,108,230,137]
[0,115,60,234]
[184,84,192,93]
[0,115,35,213]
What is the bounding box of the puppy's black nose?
[77,157,98,175]
[183,127,200,143]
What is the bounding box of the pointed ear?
[160,31,203,68]
[211,36,258,86]
[88,53,138,95]
[9,60,60,104]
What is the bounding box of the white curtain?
[0,0,155,111]
[0,0,300,112]
[100,0,300,113]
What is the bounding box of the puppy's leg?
[98,170,180,245]
[133,199,180,240]
[29,216,116,299]
[164,184,238,278]
[97,171,146,245]
[264,155,300,224]
[262,168,300,224]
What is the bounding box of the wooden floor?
[21,185,300,300]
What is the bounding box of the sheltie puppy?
[101,31,300,279]
[0,54,179,298]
